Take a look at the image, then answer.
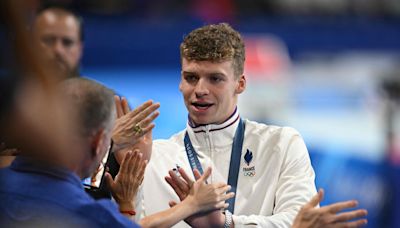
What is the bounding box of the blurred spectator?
[32,6,83,78]
[0,77,142,227]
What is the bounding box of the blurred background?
[3,0,400,227]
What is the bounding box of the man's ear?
[90,128,106,158]
[235,74,246,94]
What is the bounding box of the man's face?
[179,58,246,125]
[34,11,82,77]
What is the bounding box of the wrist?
[118,201,135,212]
[120,209,136,216]
[223,210,233,228]
[181,196,197,216]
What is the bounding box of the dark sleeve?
[85,153,121,200]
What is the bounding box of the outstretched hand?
[165,167,233,227]
[105,150,147,211]
[112,96,159,163]
[292,189,368,228]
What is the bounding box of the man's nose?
[194,79,209,97]
[53,40,65,56]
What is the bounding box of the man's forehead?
[182,58,235,73]
[35,12,80,37]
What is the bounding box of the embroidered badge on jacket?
[243,149,255,177]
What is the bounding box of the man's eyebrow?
[209,72,225,76]
[182,71,196,74]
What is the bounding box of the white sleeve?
[232,128,317,228]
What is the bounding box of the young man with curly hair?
[138,23,317,228]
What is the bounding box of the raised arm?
[105,150,146,219]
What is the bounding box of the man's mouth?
[191,102,213,110]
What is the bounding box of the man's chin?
[189,115,213,126]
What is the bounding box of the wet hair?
[180,23,245,77]
[35,6,84,42]
[60,78,115,137]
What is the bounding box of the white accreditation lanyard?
[184,118,245,213]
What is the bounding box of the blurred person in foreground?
[0,78,234,228]
[0,6,83,167]
[134,23,367,228]
[0,78,139,227]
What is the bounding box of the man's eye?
[185,75,197,82]
[42,37,55,46]
[210,76,222,83]
[62,39,74,47]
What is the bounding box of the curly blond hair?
[180,23,245,77]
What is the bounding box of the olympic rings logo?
[243,171,256,177]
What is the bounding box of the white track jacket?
[137,111,317,227]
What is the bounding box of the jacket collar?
[186,108,240,149]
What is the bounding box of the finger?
[134,122,156,138]
[326,200,358,214]
[193,169,202,180]
[121,97,131,114]
[339,219,368,228]
[127,150,140,174]
[114,95,124,118]
[214,201,230,210]
[136,159,147,184]
[306,188,324,209]
[119,150,132,174]
[127,100,154,120]
[104,172,114,190]
[335,209,368,223]
[221,192,235,202]
[169,201,178,208]
[199,167,212,182]
[217,184,232,194]
[169,169,190,193]
[178,167,194,185]
[135,111,160,133]
[214,182,229,189]
[165,175,186,200]
[130,103,160,125]
[141,124,155,137]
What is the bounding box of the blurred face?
[34,11,82,77]
[179,58,246,125]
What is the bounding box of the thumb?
[193,169,202,180]
[104,172,114,190]
[169,201,178,208]
[199,167,212,182]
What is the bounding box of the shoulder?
[244,119,302,142]
[153,129,186,156]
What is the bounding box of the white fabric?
[138,111,317,227]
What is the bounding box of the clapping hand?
[105,150,147,212]
[112,96,159,163]
[165,167,233,228]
